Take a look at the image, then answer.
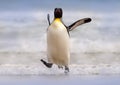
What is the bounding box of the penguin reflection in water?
[41,8,91,73]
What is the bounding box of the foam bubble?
[0,64,120,75]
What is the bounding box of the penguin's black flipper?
[47,14,51,25]
[68,18,91,31]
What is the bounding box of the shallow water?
[0,75,120,85]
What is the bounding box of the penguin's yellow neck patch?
[54,18,61,22]
[51,18,65,30]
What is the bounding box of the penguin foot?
[40,59,53,68]
[64,66,69,73]
[58,66,63,69]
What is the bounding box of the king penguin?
[41,8,91,73]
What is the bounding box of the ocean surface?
[0,0,120,76]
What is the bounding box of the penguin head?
[54,8,63,18]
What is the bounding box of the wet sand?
[0,75,120,85]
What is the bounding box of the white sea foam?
[0,52,119,75]
[0,64,120,75]
[0,11,120,52]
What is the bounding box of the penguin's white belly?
[47,23,70,66]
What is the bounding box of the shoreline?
[0,64,120,76]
